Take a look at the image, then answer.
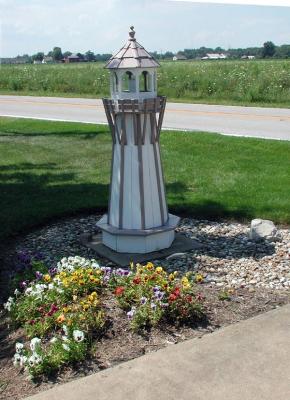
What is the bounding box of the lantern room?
[105,26,159,101]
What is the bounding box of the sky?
[1,0,290,57]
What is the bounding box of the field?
[0,117,289,242]
[1,60,290,107]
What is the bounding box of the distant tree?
[85,50,96,62]
[52,47,63,61]
[76,52,85,60]
[95,53,112,62]
[32,52,44,61]
[163,51,174,59]
[63,51,72,58]
[274,44,290,59]
[262,41,276,58]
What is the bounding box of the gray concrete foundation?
[80,232,201,267]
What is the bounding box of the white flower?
[14,289,20,297]
[30,337,41,351]
[33,353,42,365]
[73,330,85,342]
[62,335,69,342]
[4,297,14,311]
[28,353,42,366]
[48,283,54,290]
[62,343,70,351]
[20,355,27,367]
[62,325,68,335]
[15,342,24,353]
[50,337,57,344]
[13,353,22,366]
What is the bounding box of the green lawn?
[0,117,289,240]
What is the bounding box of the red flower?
[196,293,204,301]
[169,294,177,302]
[133,277,141,285]
[173,287,180,297]
[186,295,193,303]
[114,286,125,296]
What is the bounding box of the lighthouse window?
[122,71,136,92]
[113,72,119,92]
[140,71,151,92]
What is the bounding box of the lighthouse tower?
[97,27,180,253]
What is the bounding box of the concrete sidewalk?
[27,304,290,400]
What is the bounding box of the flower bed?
[4,256,204,379]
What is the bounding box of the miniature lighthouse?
[97,27,180,253]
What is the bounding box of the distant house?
[173,53,187,61]
[241,55,255,60]
[42,56,54,64]
[202,53,227,60]
[63,54,81,63]
[33,60,42,64]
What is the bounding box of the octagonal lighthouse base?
[96,214,180,254]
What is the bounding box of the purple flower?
[49,267,57,276]
[151,302,157,310]
[127,306,136,320]
[161,302,169,308]
[19,281,27,289]
[18,251,31,265]
[153,286,160,293]
[140,296,147,305]
[35,271,43,280]
[155,291,165,301]
[114,268,130,277]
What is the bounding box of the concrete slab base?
[80,233,201,267]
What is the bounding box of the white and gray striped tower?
[97,27,180,253]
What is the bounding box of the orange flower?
[114,286,125,296]
[56,314,66,323]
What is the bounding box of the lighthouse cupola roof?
[105,26,160,69]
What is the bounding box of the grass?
[1,60,290,107]
[0,117,289,241]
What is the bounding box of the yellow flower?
[169,273,175,281]
[155,266,163,274]
[62,306,70,313]
[43,274,51,282]
[195,273,204,283]
[181,277,191,289]
[146,262,154,270]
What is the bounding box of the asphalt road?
[1,95,290,141]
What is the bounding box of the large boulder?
[249,219,281,242]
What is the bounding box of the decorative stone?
[166,252,187,260]
[249,219,280,242]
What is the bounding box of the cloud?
[168,0,290,6]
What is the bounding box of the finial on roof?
[129,26,136,40]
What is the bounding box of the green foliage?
[218,290,232,301]
[112,264,203,331]
[1,60,290,106]
[262,41,276,58]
